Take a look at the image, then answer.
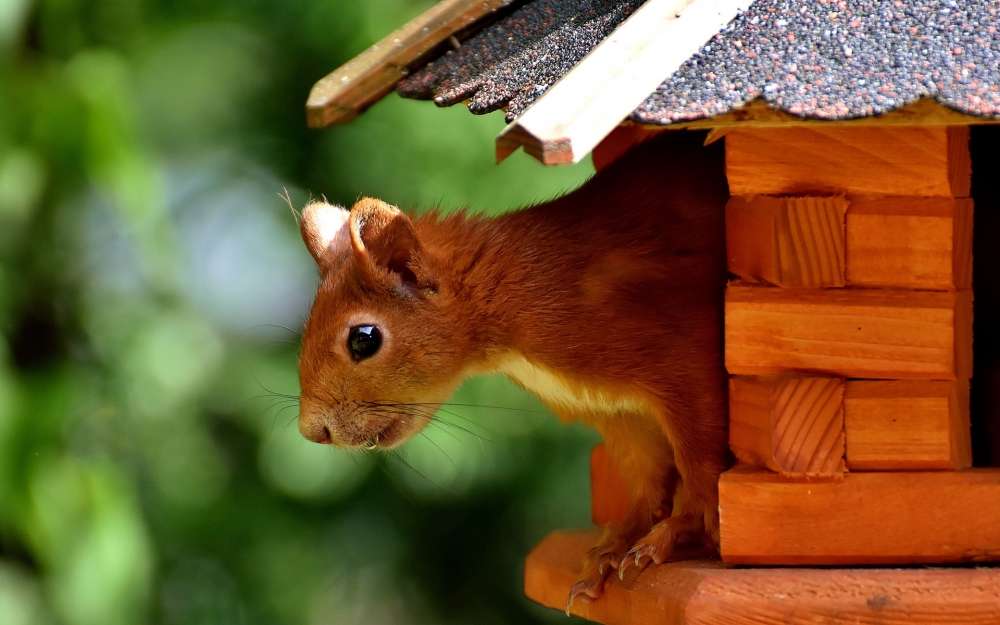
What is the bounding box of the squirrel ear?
[300,201,350,270]
[349,198,430,295]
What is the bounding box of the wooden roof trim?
[306,0,515,128]
[495,0,755,165]
[663,97,1000,131]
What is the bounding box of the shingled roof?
[398,0,1000,124]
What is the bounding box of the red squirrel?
[296,131,729,606]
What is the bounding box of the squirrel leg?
[618,397,728,576]
[566,412,676,611]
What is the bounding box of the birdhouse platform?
[525,529,1000,625]
[525,444,1000,623]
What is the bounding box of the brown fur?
[297,131,730,604]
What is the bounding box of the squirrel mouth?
[360,417,411,450]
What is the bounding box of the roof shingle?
[397,0,1000,124]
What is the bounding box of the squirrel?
[296,130,730,607]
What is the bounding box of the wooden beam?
[719,468,1000,565]
[526,530,1000,624]
[730,376,972,472]
[591,444,629,526]
[728,195,973,290]
[725,126,971,197]
[306,0,514,128]
[495,0,754,165]
[846,197,973,290]
[725,284,973,380]
[726,195,847,288]
[844,379,972,471]
[729,376,845,477]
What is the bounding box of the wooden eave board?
[652,97,1000,131]
[495,0,755,165]
[305,0,515,128]
[526,530,1000,625]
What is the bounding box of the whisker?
[254,398,299,424]
[387,449,456,496]
[364,400,535,454]
[418,431,459,472]
[434,408,504,445]
[248,394,300,404]
[374,401,547,416]
[278,406,300,426]
[410,411,508,450]
[239,322,302,339]
[243,361,300,400]
[438,402,546,415]
[372,454,415,505]
[258,400,299,422]
[365,407,467,446]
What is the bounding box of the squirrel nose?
[316,426,332,445]
[298,394,336,445]
[298,411,334,445]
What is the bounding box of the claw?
[565,581,598,616]
[596,552,618,577]
[619,544,656,580]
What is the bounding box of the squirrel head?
[295,198,468,449]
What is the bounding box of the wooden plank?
[526,529,1000,624]
[306,0,515,128]
[846,197,974,290]
[660,97,1000,131]
[719,468,1000,565]
[725,126,971,197]
[844,379,972,471]
[495,0,755,165]
[729,376,845,477]
[591,444,629,525]
[731,376,972,472]
[725,284,973,380]
[727,195,847,288]
[728,195,974,290]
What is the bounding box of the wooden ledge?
[526,530,1000,624]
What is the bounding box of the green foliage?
[0,0,599,623]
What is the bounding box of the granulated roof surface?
[396,0,1000,124]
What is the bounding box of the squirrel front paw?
[565,528,633,613]
[617,512,708,578]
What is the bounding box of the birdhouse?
[308,0,1000,621]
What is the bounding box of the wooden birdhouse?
[308,0,1000,621]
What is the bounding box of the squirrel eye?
[348,325,382,361]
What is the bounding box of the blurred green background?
[0,1,602,623]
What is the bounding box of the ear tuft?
[349,198,430,296]
[300,201,350,269]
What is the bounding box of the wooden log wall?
[583,125,993,568]
[719,125,990,564]
[531,123,1000,624]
